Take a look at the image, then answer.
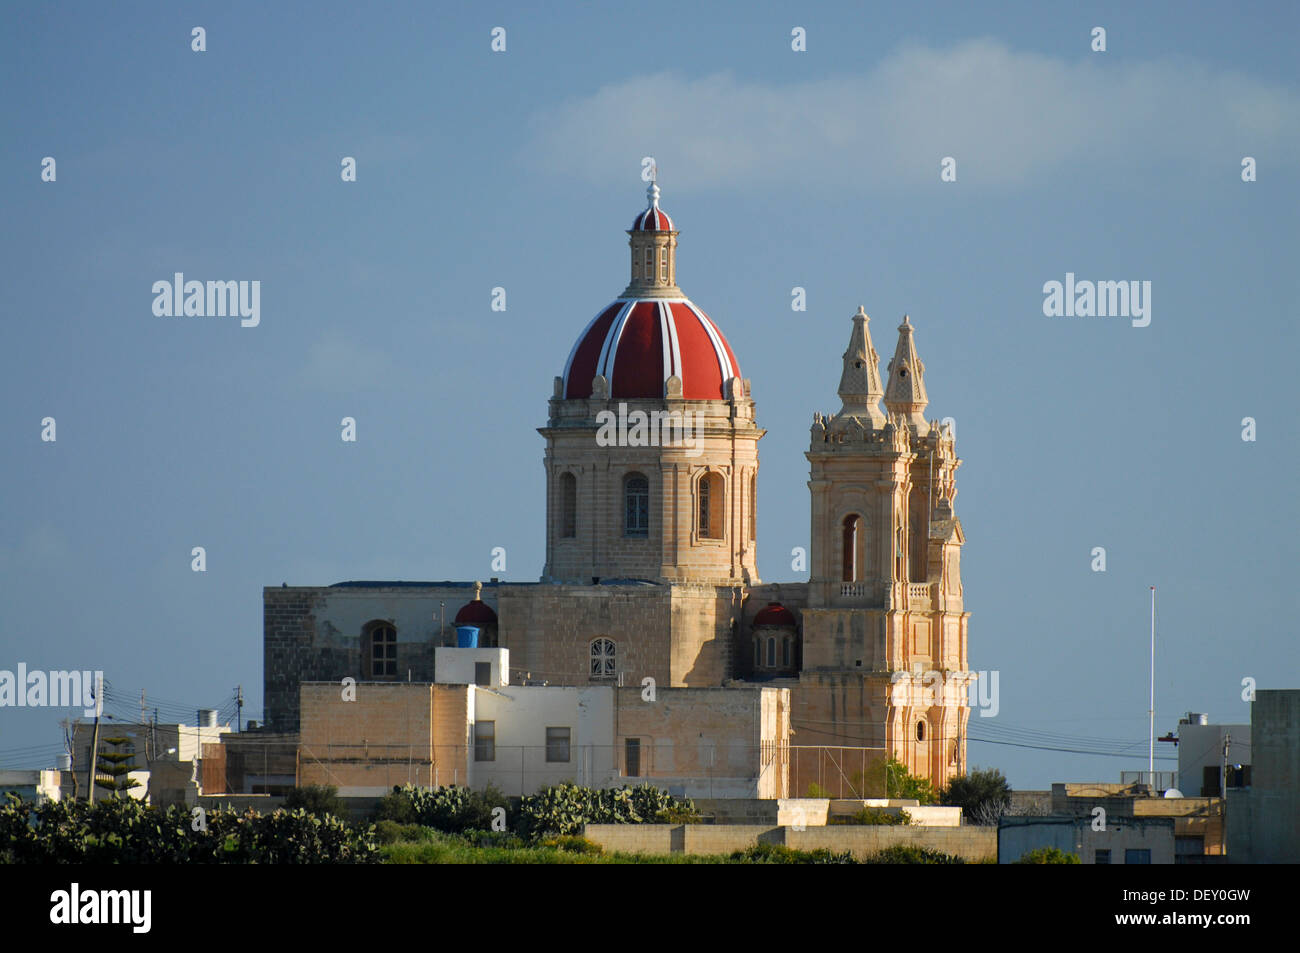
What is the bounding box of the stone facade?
[259,190,975,791]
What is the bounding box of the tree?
[941,767,1012,825]
[94,737,140,799]
[866,758,938,804]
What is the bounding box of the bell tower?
[797,307,973,788]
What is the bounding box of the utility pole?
[235,685,244,732]
[1148,586,1156,785]
[1221,731,1231,856]
[85,674,102,803]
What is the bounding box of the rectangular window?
[782,638,791,667]
[698,479,710,536]
[659,248,668,280]
[625,738,641,777]
[644,246,653,278]
[474,721,495,762]
[1124,849,1151,865]
[546,727,571,763]
[1094,849,1110,864]
[474,661,492,686]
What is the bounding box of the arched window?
[766,637,776,668]
[916,720,927,742]
[782,637,791,667]
[698,471,725,539]
[659,246,668,280]
[590,638,617,679]
[748,473,757,541]
[365,622,396,678]
[624,473,649,537]
[842,515,861,582]
[559,472,577,538]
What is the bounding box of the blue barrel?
[456,625,480,648]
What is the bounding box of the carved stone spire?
[884,315,929,431]
[837,305,885,427]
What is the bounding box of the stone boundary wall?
[583,823,996,861]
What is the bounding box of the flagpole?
[1148,586,1156,783]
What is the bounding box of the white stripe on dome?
[665,302,683,386]
[597,299,636,383]
[563,303,617,394]
[657,301,673,385]
[683,301,735,382]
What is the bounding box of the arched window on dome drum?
[698,471,725,539]
[364,621,396,679]
[643,246,653,280]
[842,515,861,582]
[624,473,649,538]
[590,638,617,679]
[559,472,577,538]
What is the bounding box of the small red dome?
[631,204,674,231]
[562,299,741,400]
[454,599,498,625]
[753,602,796,627]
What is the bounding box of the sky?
[2,1,1297,789]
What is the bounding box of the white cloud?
[525,39,1300,191]
[297,329,393,392]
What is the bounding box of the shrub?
[380,784,509,834]
[864,845,965,864]
[540,835,604,855]
[283,784,348,819]
[1014,846,1080,864]
[730,843,856,864]
[806,783,832,798]
[518,782,697,836]
[0,793,378,864]
[941,767,1012,825]
[830,807,912,826]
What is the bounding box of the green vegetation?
[0,792,378,864]
[283,784,349,820]
[941,767,1012,825]
[863,844,966,864]
[1014,846,1080,864]
[829,807,912,825]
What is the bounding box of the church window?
[916,720,926,742]
[659,246,668,280]
[644,246,653,278]
[782,637,791,667]
[365,622,396,678]
[754,639,762,669]
[842,515,861,582]
[766,637,776,668]
[591,638,617,678]
[560,472,577,538]
[698,471,724,539]
[624,473,649,537]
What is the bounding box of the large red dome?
[562,298,741,400]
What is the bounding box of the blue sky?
[2,1,1297,788]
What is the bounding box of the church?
[263,181,974,791]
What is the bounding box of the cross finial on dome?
[647,180,660,208]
